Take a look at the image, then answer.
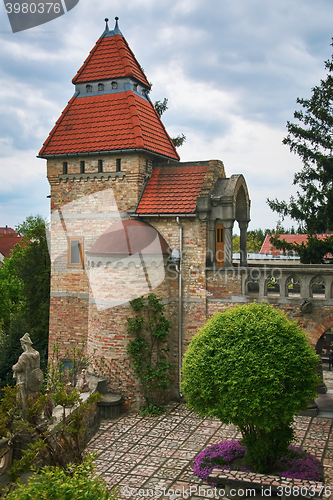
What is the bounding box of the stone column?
[238,221,248,267]
[224,220,234,268]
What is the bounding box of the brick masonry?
[47,148,333,406]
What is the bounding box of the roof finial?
[115,16,119,30]
[104,18,109,31]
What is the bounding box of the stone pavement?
[87,402,333,500]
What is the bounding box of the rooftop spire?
[104,18,109,32]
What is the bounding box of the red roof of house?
[39,92,179,159]
[39,21,179,161]
[0,236,26,258]
[72,34,150,88]
[136,165,208,214]
[260,234,331,255]
[0,227,19,236]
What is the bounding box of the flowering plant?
[279,446,323,481]
[194,441,324,483]
[193,440,248,482]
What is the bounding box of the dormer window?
[86,85,92,93]
[111,81,118,90]
[133,83,138,92]
[98,83,104,91]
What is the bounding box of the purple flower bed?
[193,440,248,482]
[194,441,324,483]
[279,446,323,481]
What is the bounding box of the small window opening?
[133,83,138,92]
[116,158,121,172]
[215,224,225,267]
[80,160,85,174]
[111,81,118,90]
[63,161,68,175]
[67,237,84,268]
[98,159,103,173]
[98,83,104,91]
[86,85,92,93]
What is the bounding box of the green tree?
[0,216,50,385]
[181,303,319,473]
[267,42,333,262]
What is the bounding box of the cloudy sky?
[1,0,333,233]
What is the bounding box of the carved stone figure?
[12,333,43,412]
[78,369,89,392]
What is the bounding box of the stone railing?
[241,264,333,305]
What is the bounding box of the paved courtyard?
[87,384,333,499]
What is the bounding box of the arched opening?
[315,329,333,394]
[310,275,325,298]
[286,274,301,298]
[265,276,280,297]
[246,277,259,295]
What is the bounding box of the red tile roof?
[0,236,26,259]
[136,165,208,214]
[72,34,150,88]
[39,92,179,160]
[260,234,331,255]
[0,227,19,236]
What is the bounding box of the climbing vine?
[127,294,172,414]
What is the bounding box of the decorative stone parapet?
[208,469,326,499]
[242,264,333,305]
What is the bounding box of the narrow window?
[80,160,85,174]
[133,83,138,92]
[98,159,103,173]
[111,81,118,90]
[63,161,68,174]
[86,85,92,93]
[116,158,121,172]
[215,224,225,267]
[67,237,84,268]
[98,83,104,91]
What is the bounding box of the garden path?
[88,395,333,499]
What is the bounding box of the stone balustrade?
[241,264,333,305]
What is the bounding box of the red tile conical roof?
[39,19,179,161]
[72,21,150,87]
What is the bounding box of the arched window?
[111,81,118,90]
[286,275,301,297]
[86,85,92,93]
[310,275,325,298]
[98,83,104,91]
[265,276,280,296]
[246,277,259,295]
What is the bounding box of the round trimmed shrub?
[181,302,319,472]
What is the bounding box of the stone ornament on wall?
[12,333,43,412]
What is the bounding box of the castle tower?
[39,18,179,362]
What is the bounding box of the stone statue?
[77,369,89,392]
[12,333,43,412]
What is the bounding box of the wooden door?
[216,224,225,267]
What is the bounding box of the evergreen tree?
[0,216,50,386]
[267,42,333,262]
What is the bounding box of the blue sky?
[1,0,333,232]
